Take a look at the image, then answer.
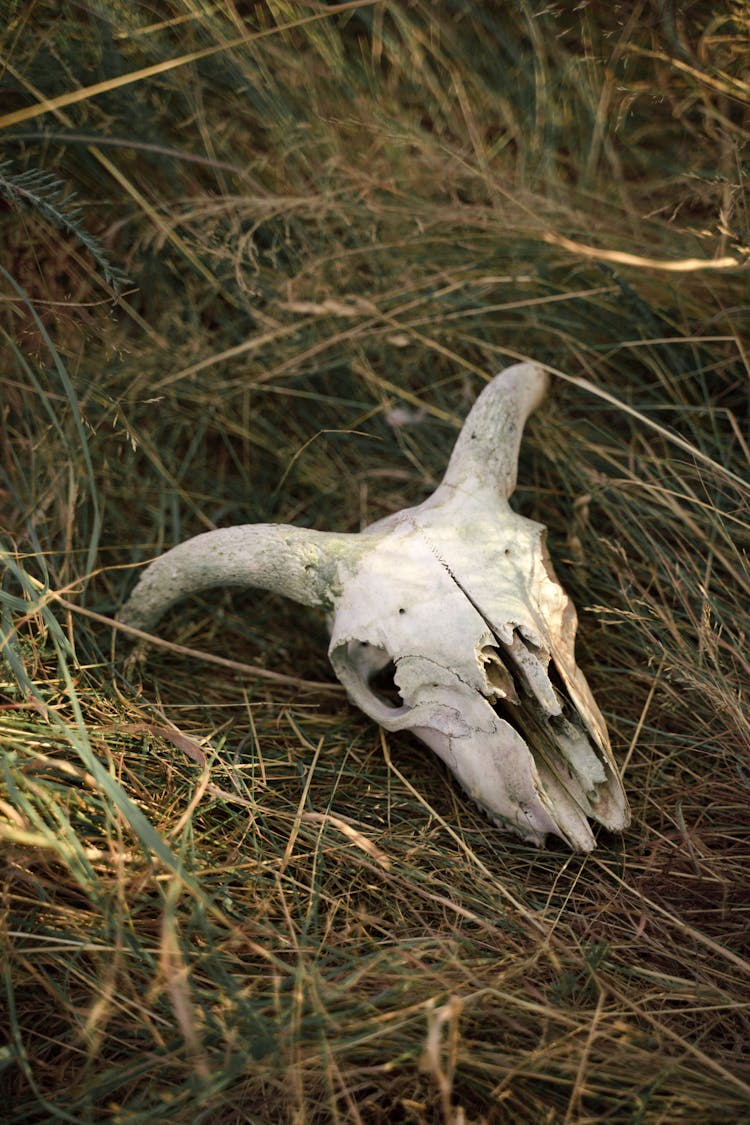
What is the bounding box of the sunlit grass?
[1,2,749,1121]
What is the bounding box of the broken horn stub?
[120,362,630,852]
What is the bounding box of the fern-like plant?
[0,158,131,293]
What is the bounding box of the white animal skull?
[120,363,630,850]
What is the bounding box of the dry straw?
[1,2,749,1122]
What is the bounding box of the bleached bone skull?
[120,363,630,851]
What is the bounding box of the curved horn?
[440,363,549,498]
[119,523,364,633]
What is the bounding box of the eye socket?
[367,660,403,708]
[339,640,408,715]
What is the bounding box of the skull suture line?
[120,363,630,851]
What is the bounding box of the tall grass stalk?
[1,3,749,1121]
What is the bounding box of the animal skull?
[120,363,630,851]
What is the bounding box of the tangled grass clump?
[1,3,749,1122]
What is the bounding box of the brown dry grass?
[1,2,749,1122]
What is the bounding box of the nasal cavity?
[480,646,519,704]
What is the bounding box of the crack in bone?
[403,517,612,825]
